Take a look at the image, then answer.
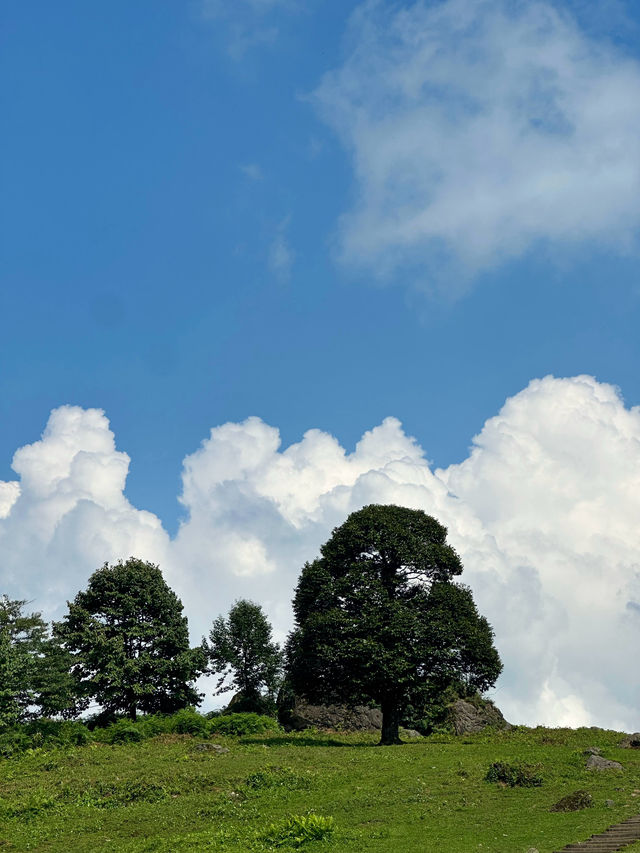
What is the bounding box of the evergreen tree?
[286,505,502,744]
[205,599,282,712]
[55,558,205,720]
[0,596,47,727]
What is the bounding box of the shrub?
[208,712,279,737]
[0,729,32,757]
[262,814,335,847]
[485,761,543,787]
[102,721,144,744]
[169,708,209,737]
[25,719,91,748]
[550,790,593,812]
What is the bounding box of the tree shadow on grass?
[240,735,380,748]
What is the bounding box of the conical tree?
[55,558,205,720]
[286,505,502,745]
[204,599,282,712]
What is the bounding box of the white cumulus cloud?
[2,377,640,728]
[313,0,640,289]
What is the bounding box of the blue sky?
[3,0,639,532]
[2,0,640,726]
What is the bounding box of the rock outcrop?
[446,698,512,735]
[586,754,623,771]
[280,700,382,732]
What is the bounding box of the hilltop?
[2,713,640,852]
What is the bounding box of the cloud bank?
[313,0,640,288]
[2,375,640,729]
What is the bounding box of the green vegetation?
[54,558,205,721]
[204,599,283,714]
[1,713,640,852]
[287,505,501,744]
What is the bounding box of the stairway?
[555,814,640,851]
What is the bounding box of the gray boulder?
[619,732,640,749]
[586,754,622,771]
[447,698,512,735]
[193,742,229,754]
[400,728,423,739]
[281,700,382,732]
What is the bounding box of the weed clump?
[262,813,335,847]
[244,766,311,791]
[550,790,593,812]
[485,761,543,787]
[208,712,280,737]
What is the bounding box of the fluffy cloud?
[0,406,169,615]
[313,0,640,288]
[2,376,640,728]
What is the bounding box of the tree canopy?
[0,596,47,727]
[54,558,205,720]
[286,504,502,744]
[204,599,282,713]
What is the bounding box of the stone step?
[553,814,640,851]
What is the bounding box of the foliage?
[208,712,280,736]
[204,599,282,709]
[262,813,335,847]
[550,789,593,812]
[0,596,48,727]
[54,558,206,719]
[485,760,543,787]
[286,505,502,744]
[32,635,88,720]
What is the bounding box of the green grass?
[1,724,640,852]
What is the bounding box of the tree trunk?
[379,698,403,745]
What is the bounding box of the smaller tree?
[55,558,205,720]
[204,600,282,713]
[0,596,47,727]
[32,636,87,720]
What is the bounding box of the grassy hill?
[2,716,640,852]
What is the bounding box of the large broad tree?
[204,599,282,712]
[286,505,502,745]
[55,558,205,720]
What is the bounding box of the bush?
[25,719,91,748]
[0,729,31,758]
[550,790,593,812]
[208,712,279,737]
[102,721,145,745]
[169,708,209,737]
[262,814,335,847]
[485,761,543,787]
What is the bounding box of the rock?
[281,700,382,732]
[605,799,615,807]
[619,733,640,749]
[583,747,602,755]
[446,698,512,736]
[586,754,622,771]
[550,790,593,812]
[526,848,540,853]
[194,742,229,754]
[400,729,422,739]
